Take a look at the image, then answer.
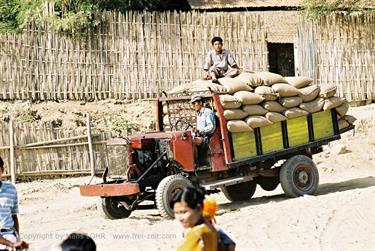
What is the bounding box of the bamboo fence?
[0,118,127,182]
[0,11,267,101]
[297,13,375,103]
[0,11,374,102]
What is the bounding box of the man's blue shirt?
[196,107,215,136]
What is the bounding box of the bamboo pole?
[20,141,107,150]
[87,114,95,176]
[9,120,16,184]
[18,134,99,148]
[15,169,105,177]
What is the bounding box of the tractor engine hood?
[128,131,195,172]
[128,132,175,149]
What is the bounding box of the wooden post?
[9,120,16,184]
[87,114,95,176]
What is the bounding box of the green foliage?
[302,0,374,19]
[15,109,41,123]
[0,0,175,34]
[94,114,140,135]
[0,0,21,32]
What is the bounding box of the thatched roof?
[187,0,375,9]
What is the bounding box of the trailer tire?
[222,181,257,202]
[100,197,132,219]
[280,155,319,198]
[155,175,192,218]
[255,176,280,191]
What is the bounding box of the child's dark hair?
[211,36,223,45]
[169,186,205,210]
[61,233,96,251]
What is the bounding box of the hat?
[189,95,203,103]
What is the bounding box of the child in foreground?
[170,186,235,251]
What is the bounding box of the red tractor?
[80,92,353,219]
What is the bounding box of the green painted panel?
[260,122,284,154]
[287,116,309,147]
[231,131,257,160]
[312,110,334,140]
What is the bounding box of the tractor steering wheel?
[175,118,193,131]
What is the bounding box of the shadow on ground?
[218,176,375,212]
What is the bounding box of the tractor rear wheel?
[100,197,132,219]
[222,181,257,202]
[155,175,192,218]
[280,155,319,198]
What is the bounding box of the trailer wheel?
[255,176,280,191]
[222,181,257,202]
[280,155,319,198]
[100,197,132,219]
[155,175,192,218]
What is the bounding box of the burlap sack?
[163,115,170,125]
[233,91,264,105]
[338,119,350,130]
[234,72,263,87]
[335,102,349,117]
[323,96,344,110]
[255,71,288,86]
[167,80,227,94]
[299,98,324,113]
[272,83,301,97]
[162,105,168,115]
[299,85,320,102]
[254,86,278,101]
[284,76,313,88]
[223,109,248,120]
[279,96,303,108]
[283,108,309,119]
[320,85,337,98]
[262,101,286,112]
[343,115,356,124]
[219,78,252,94]
[220,95,242,109]
[245,115,273,128]
[242,105,268,115]
[227,120,252,132]
[265,112,286,123]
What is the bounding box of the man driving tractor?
[189,95,216,166]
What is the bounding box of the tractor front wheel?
[100,197,132,219]
[155,175,192,218]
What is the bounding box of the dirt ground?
[13,103,375,251]
[0,99,156,134]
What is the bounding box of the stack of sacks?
[220,72,356,133]
[164,71,356,133]
[319,85,356,130]
[167,79,227,94]
[164,79,228,130]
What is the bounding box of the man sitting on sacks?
[189,95,216,166]
[203,36,240,83]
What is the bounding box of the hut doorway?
[267,43,295,76]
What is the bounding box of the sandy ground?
[13,104,375,251]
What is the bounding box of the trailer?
[80,92,354,219]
